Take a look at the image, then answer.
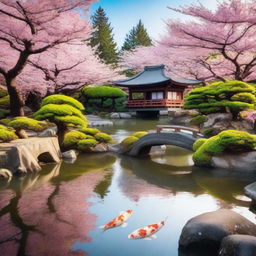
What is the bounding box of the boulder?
[169,110,198,126]
[212,152,256,171]
[119,113,132,119]
[219,235,256,256]
[244,182,256,204]
[203,113,233,128]
[90,143,108,152]
[150,145,166,156]
[179,209,256,249]
[110,112,120,119]
[62,150,78,160]
[39,127,57,137]
[0,168,12,181]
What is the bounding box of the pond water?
[1,117,256,256]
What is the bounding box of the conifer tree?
[90,7,118,64]
[122,20,152,51]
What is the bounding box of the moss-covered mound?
[120,136,139,152]
[94,132,112,143]
[132,131,148,138]
[81,86,127,113]
[184,80,256,119]
[78,139,98,152]
[192,130,256,166]
[190,114,208,126]
[9,117,48,132]
[0,125,18,142]
[79,127,100,136]
[63,130,88,149]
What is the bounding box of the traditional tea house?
[113,65,201,116]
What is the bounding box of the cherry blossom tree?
[121,0,256,82]
[0,0,96,116]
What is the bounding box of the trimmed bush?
[192,138,207,151]
[41,94,84,111]
[79,128,100,136]
[94,132,112,143]
[34,95,87,146]
[132,131,148,138]
[9,117,47,131]
[0,109,9,119]
[0,88,8,98]
[82,86,126,98]
[0,118,12,126]
[78,139,98,151]
[63,130,87,149]
[120,136,139,152]
[0,95,10,109]
[192,130,256,166]
[0,125,18,142]
[184,80,256,119]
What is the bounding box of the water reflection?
[0,154,116,256]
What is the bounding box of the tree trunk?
[16,129,28,139]
[6,77,25,117]
[56,123,67,149]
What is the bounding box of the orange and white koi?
[128,221,165,240]
[99,210,133,231]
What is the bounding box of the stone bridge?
[127,125,203,157]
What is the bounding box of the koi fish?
[128,220,165,240]
[99,210,133,231]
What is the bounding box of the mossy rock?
[63,130,88,149]
[41,94,84,111]
[0,125,18,142]
[192,130,256,167]
[9,117,48,131]
[94,132,112,143]
[120,136,139,152]
[79,128,100,136]
[190,115,208,125]
[77,139,98,152]
[132,131,148,138]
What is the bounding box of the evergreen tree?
[122,20,152,51]
[90,7,118,64]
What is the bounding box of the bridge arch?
[127,132,198,157]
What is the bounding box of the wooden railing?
[127,99,183,108]
[156,125,202,137]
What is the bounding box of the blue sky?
[90,0,218,48]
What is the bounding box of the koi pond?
[1,117,256,256]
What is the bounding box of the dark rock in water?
[179,209,256,253]
[245,182,256,203]
[219,235,256,256]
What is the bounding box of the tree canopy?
[122,20,152,51]
[184,80,256,119]
[90,7,118,64]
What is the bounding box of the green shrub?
[190,115,208,125]
[79,128,100,136]
[0,125,18,142]
[184,80,256,119]
[94,132,112,143]
[132,131,148,138]
[0,118,13,126]
[0,95,10,109]
[9,117,47,131]
[0,109,9,119]
[41,94,84,111]
[82,86,126,98]
[63,130,87,149]
[192,138,207,151]
[0,88,8,98]
[203,128,215,137]
[102,98,113,108]
[78,139,98,151]
[120,136,139,152]
[193,130,256,166]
